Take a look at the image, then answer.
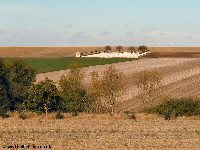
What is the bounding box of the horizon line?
[1,46,200,47]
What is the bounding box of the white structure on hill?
[76,51,149,58]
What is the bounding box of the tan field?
[2,47,200,149]
[1,46,200,57]
[0,47,101,57]
[1,113,200,150]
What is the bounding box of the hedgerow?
[146,98,200,120]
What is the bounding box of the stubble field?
[1,113,200,150]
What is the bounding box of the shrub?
[56,112,64,119]
[0,112,11,118]
[146,98,200,119]
[36,112,45,118]
[124,111,136,120]
[28,78,62,114]
[19,112,28,120]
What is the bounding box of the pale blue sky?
[0,0,200,46]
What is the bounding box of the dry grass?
[1,113,200,149]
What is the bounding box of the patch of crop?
[3,57,134,73]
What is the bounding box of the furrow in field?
[36,58,195,83]
[116,73,200,112]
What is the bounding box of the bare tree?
[101,65,124,114]
[136,70,162,107]
[90,71,103,113]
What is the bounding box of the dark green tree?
[28,78,62,114]
[8,59,36,111]
[59,62,88,115]
[0,59,11,116]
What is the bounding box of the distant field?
[3,57,134,73]
[148,52,200,58]
[0,47,101,57]
[1,46,200,57]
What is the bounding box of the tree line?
[104,45,149,53]
[83,45,149,55]
[0,58,161,118]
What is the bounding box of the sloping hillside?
[36,58,200,112]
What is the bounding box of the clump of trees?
[0,59,35,117]
[0,58,124,118]
[103,45,149,54]
[1,56,165,119]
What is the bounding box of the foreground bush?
[146,98,200,120]
[28,78,62,114]
[56,112,65,119]
[19,112,28,120]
